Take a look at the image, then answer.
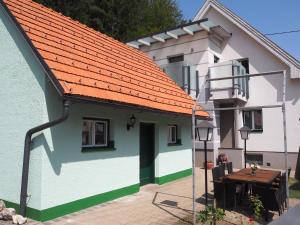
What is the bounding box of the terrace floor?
[1,168,299,225]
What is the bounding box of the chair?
[219,163,226,177]
[212,166,238,209]
[212,166,225,181]
[213,180,236,209]
[279,172,288,209]
[227,162,233,174]
[252,184,282,219]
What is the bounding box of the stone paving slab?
[1,168,209,225]
[1,168,299,225]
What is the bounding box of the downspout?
[19,100,71,217]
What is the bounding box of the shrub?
[249,195,264,219]
[197,206,225,225]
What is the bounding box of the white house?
[127,0,300,170]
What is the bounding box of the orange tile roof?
[3,0,208,117]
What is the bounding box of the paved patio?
[3,168,210,225]
[1,168,299,225]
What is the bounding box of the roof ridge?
[207,0,300,68]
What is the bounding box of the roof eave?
[63,95,208,119]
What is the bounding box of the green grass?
[289,178,300,199]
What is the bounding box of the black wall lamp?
[127,115,136,130]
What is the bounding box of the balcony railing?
[208,60,249,101]
[160,60,249,102]
[161,62,202,99]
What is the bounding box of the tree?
[33,0,185,41]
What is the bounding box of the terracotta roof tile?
[3,0,208,117]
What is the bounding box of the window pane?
[253,110,263,130]
[168,125,177,143]
[168,55,184,63]
[168,126,172,143]
[243,111,252,129]
[82,121,93,146]
[171,126,177,142]
[95,122,107,145]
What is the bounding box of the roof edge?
[0,0,65,96]
[193,0,300,74]
[126,18,209,43]
[64,95,208,118]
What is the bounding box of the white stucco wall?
[141,31,210,98]
[0,5,45,209]
[203,7,300,153]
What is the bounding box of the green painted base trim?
[4,200,41,221]
[155,168,192,185]
[3,183,139,222]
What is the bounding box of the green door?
[139,123,155,186]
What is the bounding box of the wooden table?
[222,168,281,221]
[225,168,281,185]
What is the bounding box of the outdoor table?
[225,168,281,185]
[220,168,281,220]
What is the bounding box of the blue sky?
[176,0,300,60]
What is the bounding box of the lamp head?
[239,126,251,140]
[195,120,215,141]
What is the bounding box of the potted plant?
[250,162,259,175]
[204,160,214,170]
[197,205,225,225]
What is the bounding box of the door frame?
[219,104,235,148]
[139,122,155,185]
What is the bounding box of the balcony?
[161,62,202,99]
[208,60,249,103]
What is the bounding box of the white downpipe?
[282,70,289,209]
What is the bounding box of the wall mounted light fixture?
[127,115,136,130]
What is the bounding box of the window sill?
[82,141,115,152]
[168,139,182,146]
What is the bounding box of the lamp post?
[196,121,215,206]
[239,126,251,168]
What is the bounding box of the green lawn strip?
[289,178,300,199]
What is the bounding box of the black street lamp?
[196,120,215,206]
[239,126,251,168]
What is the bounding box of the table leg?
[223,183,226,210]
[264,208,269,221]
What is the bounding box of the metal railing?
[208,60,249,99]
[161,62,202,99]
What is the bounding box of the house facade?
[0,0,208,221]
[128,0,300,170]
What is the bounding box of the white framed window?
[168,54,184,63]
[168,125,177,144]
[243,110,263,131]
[82,118,109,147]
